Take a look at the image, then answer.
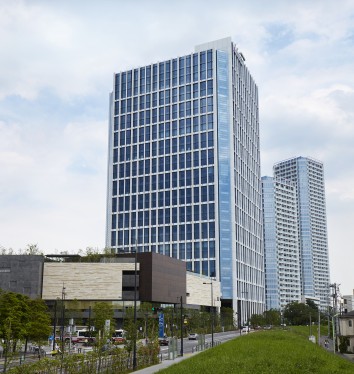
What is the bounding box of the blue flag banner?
[158,313,165,338]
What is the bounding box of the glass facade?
[106,38,264,314]
[273,157,330,309]
[108,49,216,277]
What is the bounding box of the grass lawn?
[159,330,354,374]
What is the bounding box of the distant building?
[105,37,264,320]
[261,176,301,310]
[273,157,330,309]
[338,311,354,353]
[343,291,354,313]
[0,255,43,298]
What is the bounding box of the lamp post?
[203,281,214,347]
[133,241,138,370]
[52,299,58,351]
[241,291,249,332]
[177,296,183,356]
[60,285,66,354]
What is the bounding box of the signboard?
[158,313,165,338]
[105,319,111,334]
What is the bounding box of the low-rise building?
[1,253,220,326]
[338,311,354,353]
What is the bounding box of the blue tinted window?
[165,173,170,188]
[194,205,199,220]
[210,260,215,278]
[158,209,164,225]
[179,241,185,258]
[194,187,200,203]
[151,227,156,242]
[201,204,208,220]
[193,151,199,167]
[194,223,200,239]
[172,172,178,187]
[209,203,215,219]
[179,189,185,205]
[179,170,185,187]
[194,260,200,274]
[172,207,178,223]
[194,242,200,258]
[202,241,208,257]
[209,222,215,238]
[179,206,185,222]
[179,153,185,169]
[186,242,192,259]
[186,204,192,220]
[201,167,208,184]
[202,261,208,276]
[172,243,178,258]
[202,223,208,238]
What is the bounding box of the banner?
[158,313,165,338]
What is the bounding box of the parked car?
[188,333,199,340]
[241,326,249,333]
[158,337,170,346]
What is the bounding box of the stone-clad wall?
[42,262,137,300]
[186,273,221,308]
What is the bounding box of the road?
[159,330,240,358]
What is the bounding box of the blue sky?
[0,0,353,295]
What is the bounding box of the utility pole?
[60,285,66,354]
[179,296,183,356]
[133,240,138,370]
[52,299,58,351]
[203,281,214,347]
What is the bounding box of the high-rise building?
[273,157,330,309]
[261,176,301,310]
[106,37,264,317]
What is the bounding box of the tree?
[24,243,43,255]
[264,309,281,326]
[93,301,114,335]
[0,291,51,372]
[283,302,312,325]
[250,314,265,328]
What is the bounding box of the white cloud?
[1,0,354,294]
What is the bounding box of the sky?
[0,0,353,295]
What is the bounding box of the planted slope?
[160,330,354,374]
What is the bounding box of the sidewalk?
[134,351,200,374]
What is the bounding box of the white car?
[188,333,199,340]
[241,326,249,333]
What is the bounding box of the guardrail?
[192,340,221,353]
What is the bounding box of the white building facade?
[262,176,301,310]
[273,157,330,310]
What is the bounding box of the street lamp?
[132,241,138,370]
[203,281,214,347]
[241,291,249,332]
[52,299,58,351]
[60,284,66,354]
[177,296,183,356]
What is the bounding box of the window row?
[114,98,214,122]
[115,50,213,98]
[114,166,215,190]
[116,80,214,110]
[114,130,214,153]
[112,186,215,210]
[114,144,214,166]
[112,222,215,245]
[112,202,215,226]
[114,114,214,133]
